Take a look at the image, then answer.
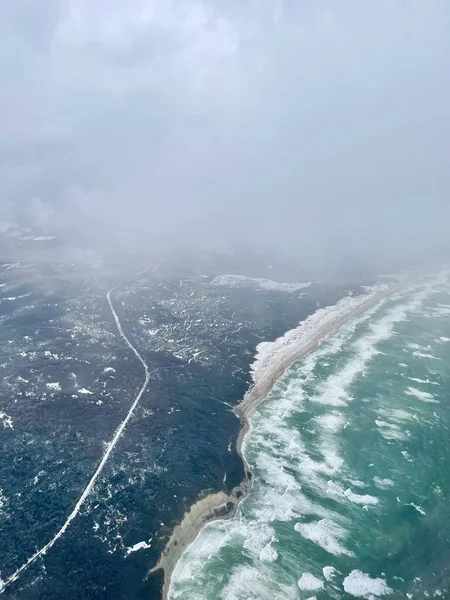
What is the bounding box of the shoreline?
[149,280,408,599]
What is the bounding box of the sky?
[1,0,449,264]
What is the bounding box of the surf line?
[0,282,151,592]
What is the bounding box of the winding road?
[0,282,151,592]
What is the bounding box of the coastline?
[149,280,408,600]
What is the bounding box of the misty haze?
[0,2,450,600]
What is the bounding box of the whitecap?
[327,481,379,506]
[405,387,438,403]
[405,502,426,515]
[46,382,61,392]
[243,524,276,558]
[343,570,393,598]
[408,377,439,386]
[78,388,94,395]
[323,566,338,581]
[344,488,379,505]
[373,477,394,488]
[315,412,345,432]
[310,292,431,408]
[221,564,299,600]
[375,419,407,441]
[125,539,152,556]
[259,541,278,562]
[379,408,413,423]
[250,283,390,385]
[401,450,414,462]
[413,351,440,360]
[297,573,324,591]
[294,519,354,557]
[0,411,13,429]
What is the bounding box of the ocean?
[169,271,450,600]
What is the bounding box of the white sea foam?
[251,364,344,496]
[323,566,338,581]
[259,540,278,562]
[33,471,44,485]
[413,351,440,360]
[220,564,299,600]
[243,524,276,558]
[248,299,394,519]
[405,503,426,515]
[310,289,431,409]
[211,274,311,293]
[327,481,379,506]
[315,412,345,432]
[408,377,439,386]
[297,573,324,591]
[408,343,429,351]
[254,456,325,522]
[379,408,413,423]
[343,570,393,598]
[431,303,450,317]
[172,523,231,586]
[373,477,394,488]
[78,388,93,395]
[125,539,152,556]
[375,419,407,441]
[321,446,344,472]
[344,489,379,505]
[0,488,7,514]
[294,519,354,556]
[401,450,414,462]
[247,393,337,522]
[46,382,61,392]
[405,387,438,403]
[0,411,13,429]
[250,284,390,385]
[347,479,367,488]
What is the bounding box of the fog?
[1,0,449,267]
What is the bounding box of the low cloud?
[1,0,449,265]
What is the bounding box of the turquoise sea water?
[169,272,450,600]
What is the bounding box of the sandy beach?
[149,279,408,599]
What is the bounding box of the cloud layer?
[1,0,449,263]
